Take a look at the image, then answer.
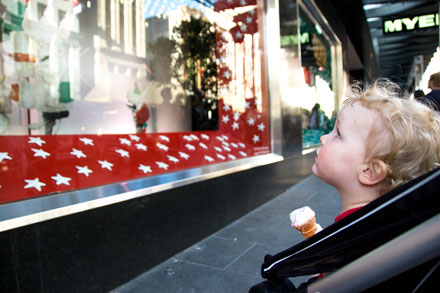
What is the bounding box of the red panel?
[0,117,270,204]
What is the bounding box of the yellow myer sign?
[383,13,439,34]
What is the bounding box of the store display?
[0,0,271,204]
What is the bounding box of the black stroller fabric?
[261,168,440,281]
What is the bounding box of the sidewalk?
[111,175,340,293]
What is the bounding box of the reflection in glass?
[0,0,271,203]
[0,0,265,136]
[298,7,336,148]
[278,3,336,149]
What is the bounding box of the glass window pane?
[0,0,270,203]
[298,7,336,149]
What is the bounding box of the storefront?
[0,1,346,291]
[0,0,280,230]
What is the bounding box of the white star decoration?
[258,122,266,131]
[51,174,71,185]
[223,104,231,111]
[185,144,196,151]
[115,149,129,157]
[179,152,190,160]
[129,135,140,142]
[168,155,179,163]
[138,164,152,174]
[199,142,208,149]
[222,115,230,123]
[247,117,255,126]
[233,112,241,121]
[232,122,239,130]
[240,0,247,6]
[24,178,46,191]
[228,154,237,160]
[205,155,214,162]
[223,70,231,79]
[135,143,147,151]
[157,143,169,151]
[201,134,209,140]
[235,31,243,40]
[160,135,170,142]
[252,135,260,143]
[31,148,50,159]
[214,146,223,152]
[98,160,113,171]
[119,138,131,146]
[217,154,226,160]
[70,148,86,158]
[0,152,12,163]
[28,137,45,146]
[156,161,169,170]
[79,137,94,146]
[76,166,93,176]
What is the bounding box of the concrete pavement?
[112,175,340,292]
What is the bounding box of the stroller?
[250,168,440,292]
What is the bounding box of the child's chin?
[312,164,325,180]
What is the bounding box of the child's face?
[312,102,377,189]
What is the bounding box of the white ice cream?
[290,206,315,227]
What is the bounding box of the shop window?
[0,0,270,205]
[278,1,339,151]
[298,7,336,149]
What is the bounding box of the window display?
[0,0,270,204]
[278,2,340,151]
[298,6,336,148]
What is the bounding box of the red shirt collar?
[335,207,363,222]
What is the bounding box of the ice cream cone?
[290,206,322,239]
[294,216,317,239]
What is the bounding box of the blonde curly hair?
[344,79,440,193]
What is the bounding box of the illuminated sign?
[383,13,439,34]
[280,32,310,47]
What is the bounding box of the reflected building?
[78,0,147,101]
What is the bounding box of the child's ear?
[359,159,388,186]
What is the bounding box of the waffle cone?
[294,216,317,239]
